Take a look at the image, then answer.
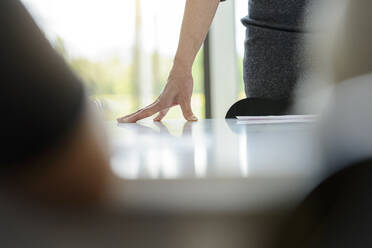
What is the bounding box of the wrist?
[173,57,193,74]
[168,65,193,84]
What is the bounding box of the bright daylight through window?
[22,0,247,119]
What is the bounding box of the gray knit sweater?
[223,0,310,100]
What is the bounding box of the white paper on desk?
[236,115,317,125]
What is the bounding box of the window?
[206,0,245,118]
[235,0,248,99]
[22,0,206,120]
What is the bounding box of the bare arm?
[174,0,221,70]
[118,0,221,123]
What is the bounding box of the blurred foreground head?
[299,0,372,168]
[0,0,111,207]
[330,0,372,83]
[295,0,372,113]
[277,2,372,247]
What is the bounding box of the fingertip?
[187,115,198,122]
[117,117,132,123]
[154,115,164,122]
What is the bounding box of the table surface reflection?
[108,119,323,213]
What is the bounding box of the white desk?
[108,119,323,214]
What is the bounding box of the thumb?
[180,101,198,121]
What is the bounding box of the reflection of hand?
[117,120,193,137]
[117,67,198,123]
[153,121,193,137]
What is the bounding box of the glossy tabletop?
[107,119,323,213]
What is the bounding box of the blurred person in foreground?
[0,1,119,246]
[0,0,112,207]
[275,0,372,247]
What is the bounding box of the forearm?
[118,0,221,122]
[173,0,220,72]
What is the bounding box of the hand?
[117,67,198,123]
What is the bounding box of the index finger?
[117,101,165,123]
